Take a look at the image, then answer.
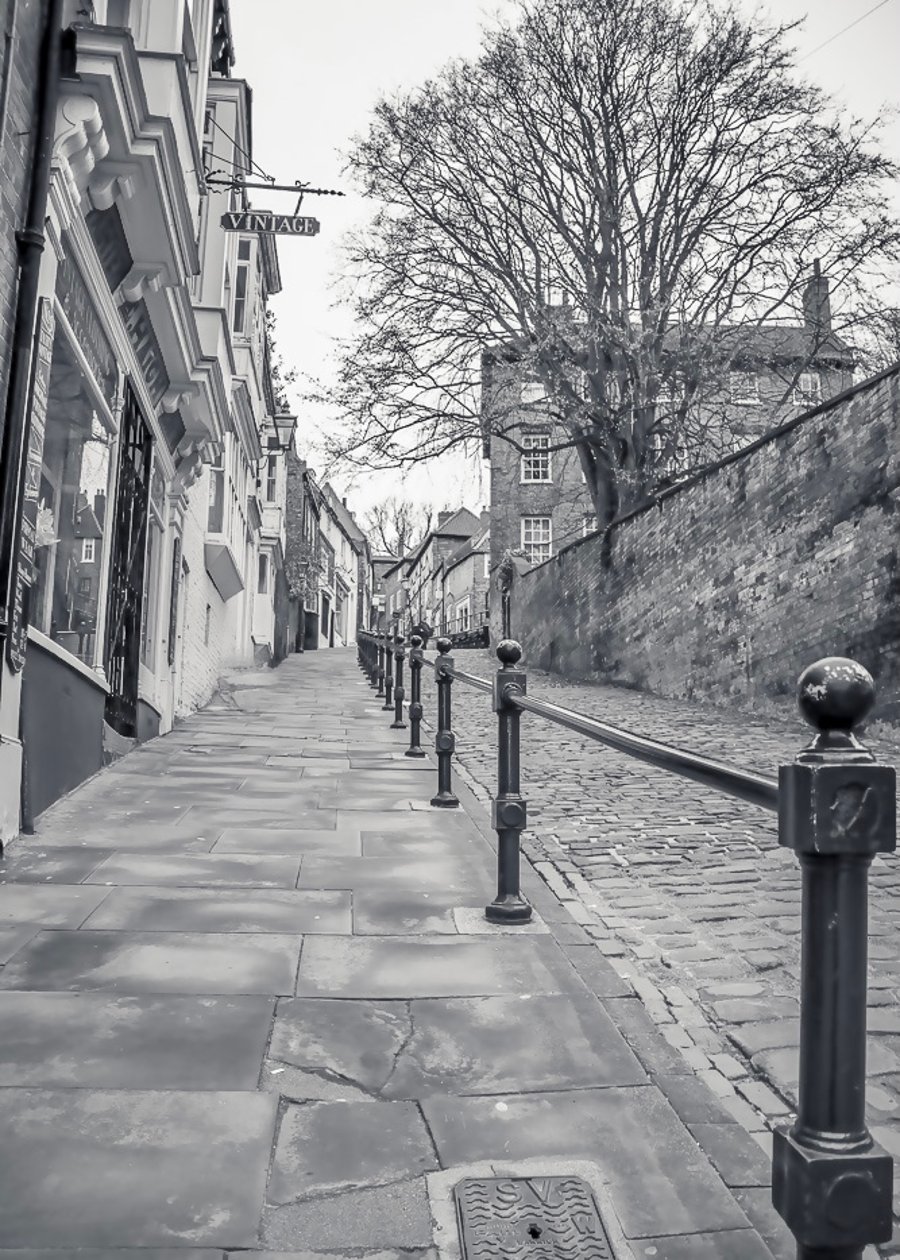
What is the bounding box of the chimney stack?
[437,510,453,527]
[94,492,106,526]
[802,259,831,340]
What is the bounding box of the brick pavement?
[420,647,900,1249]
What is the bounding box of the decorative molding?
[87,165,138,211]
[54,93,109,206]
[117,264,165,304]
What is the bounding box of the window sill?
[26,627,110,693]
[520,477,553,485]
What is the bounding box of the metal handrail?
[423,653,777,811]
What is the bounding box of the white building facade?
[0,0,294,840]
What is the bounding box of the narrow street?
[0,647,796,1257]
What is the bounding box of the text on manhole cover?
[454,1175,616,1259]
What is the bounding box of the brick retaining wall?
[509,368,900,722]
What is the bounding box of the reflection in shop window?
[31,326,113,665]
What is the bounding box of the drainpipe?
[0,0,65,652]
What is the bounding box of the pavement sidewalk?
[0,647,792,1258]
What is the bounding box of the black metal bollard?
[367,633,378,687]
[376,634,385,697]
[772,657,895,1260]
[405,635,425,757]
[486,639,531,923]
[430,637,459,808]
[382,627,394,711]
[391,635,407,730]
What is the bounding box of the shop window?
[266,453,277,502]
[140,518,162,670]
[521,516,551,565]
[31,325,113,665]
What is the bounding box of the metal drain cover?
[454,1176,616,1258]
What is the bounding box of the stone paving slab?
[0,992,274,1088]
[0,846,113,882]
[298,854,492,897]
[351,888,461,935]
[295,934,577,999]
[0,1089,276,1247]
[80,886,351,933]
[212,827,362,854]
[381,992,646,1097]
[0,930,302,994]
[83,852,303,887]
[268,1099,438,1204]
[262,1180,435,1251]
[0,885,111,927]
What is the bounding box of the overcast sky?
[231,0,900,524]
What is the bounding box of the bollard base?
[430,791,460,808]
[390,720,407,730]
[405,746,426,758]
[772,1125,892,1253]
[485,895,532,924]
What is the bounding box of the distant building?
[483,266,856,578]
[403,508,483,637]
[437,521,491,644]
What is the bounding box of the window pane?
[258,553,268,593]
[207,466,224,533]
[521,515,552,564]
[232,265,248,333]
[31,327,112,665]
[521,433,551,482]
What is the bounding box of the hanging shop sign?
[219,210,320,237]
[7,299,56,672]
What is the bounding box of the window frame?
[793,370,822,407]
[521,515,552,565]
[520,432,552,484]
[729,370,760,405]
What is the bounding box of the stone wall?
[509,368,900,722]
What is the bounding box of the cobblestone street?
[422,648,900,1233]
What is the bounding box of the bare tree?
[363,497,434,557]
[320,0,899,533]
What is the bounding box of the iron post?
[382,625,394,711]
[391,634,407,730]
[772,657,895,1259]
[486,639,531,923]
[430,636,459,808]
[405,634,425,757]
[376,632,385,696]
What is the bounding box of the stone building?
[283,449,322,653]
[438,522,491,643]
[316,483,370,649]
[402,508,482,634]
[483,268,856,578]
[0,0,295,840]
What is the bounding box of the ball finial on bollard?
[436,637,452,655]
[496,639,523,666]
[797,657,876,732]
[411,635,422,649]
